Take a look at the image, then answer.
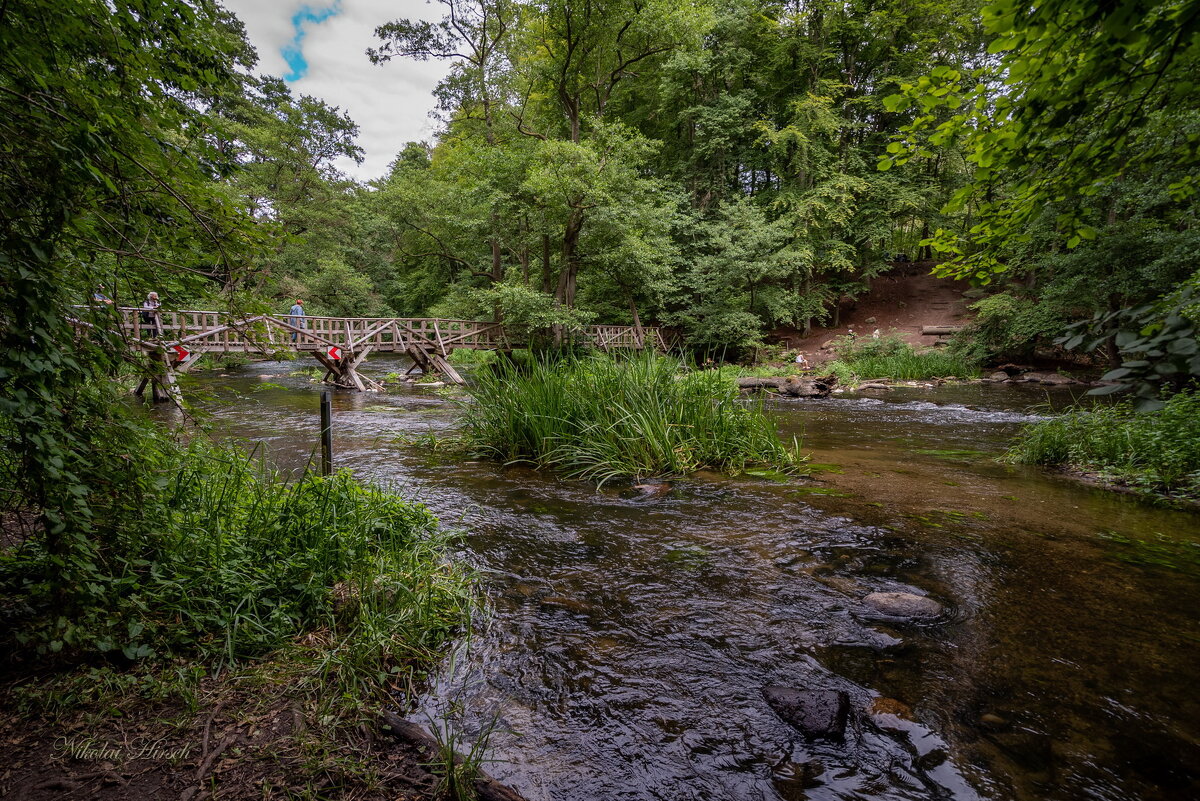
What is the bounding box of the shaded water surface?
[177,363,1200,801]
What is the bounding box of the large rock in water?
[862,591,943,619]
[1023,371,1080,385]
[763,686,851,741]
[780,374,837,398]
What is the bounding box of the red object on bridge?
[327,345,342,360]
[171,344,190,361]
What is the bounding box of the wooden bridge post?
[313,348,384,392]
[134,349,184,404]
[404,344,465,385]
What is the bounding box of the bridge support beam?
[405,345,465,385]
[134,350,199,404]
[314,349,384,392]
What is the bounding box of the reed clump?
[460,352,804,483]
[826,333,979,381]
[1004,391,1200,501]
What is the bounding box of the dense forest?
[9,0,1195,359]
[268,0,1193,363]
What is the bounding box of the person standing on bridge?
[140,291,162,339]
[288,298,306,343]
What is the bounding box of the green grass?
[0,435,474,701]
[1004,392,1200,501]
[829,350,977,381]
[824,333,979,382]
[459,352,804,484]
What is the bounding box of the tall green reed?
[460,352,803,483]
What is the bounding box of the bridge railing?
[95,308,662,354]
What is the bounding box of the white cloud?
[223,0,451,181]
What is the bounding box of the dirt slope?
[767,265,972,362]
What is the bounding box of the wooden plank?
[433,321,448,357]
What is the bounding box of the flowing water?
[174,361,1200,801]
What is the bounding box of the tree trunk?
[1104,334,1121,369]
[556,208,584,308]
[629,295,644,347]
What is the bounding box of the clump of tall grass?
[828,333,979,381]
[460,352,803,483]
[1005,392,1200,501]
[0,434,473,698]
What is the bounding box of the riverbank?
[1005,391,1200,504]
[0,655,443,800]
[0,425,482,800]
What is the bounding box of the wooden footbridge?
[80,307,666,401]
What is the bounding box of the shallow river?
[175,360,1200,801]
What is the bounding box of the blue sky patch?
[282,2,342,82]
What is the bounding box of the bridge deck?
[108,308,665,355]
[81,307,665,400]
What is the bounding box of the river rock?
[632,481,671,497]
[869,696,912,719]
[780,374,837,398]
[857,382,890,391]
[988,371,1009,381]
[862,591,943,619]
[763,686,851,741]
[1023,371,1078,385]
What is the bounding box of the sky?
[222,0,451,181]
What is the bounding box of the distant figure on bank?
[794,352,810,370]
[288,299,306,342]
[93,285,113,305]
[140,291,162,338]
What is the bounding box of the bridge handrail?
[74,306,663,352]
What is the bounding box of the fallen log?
[737,374,837,398]
[736,376,786,390]
[379,710,527,801]
[920,325,964,335]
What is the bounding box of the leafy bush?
[950,293,1067,364]
[1060,286,1200,410]
[459,352,804,483]
[1005,392,1200,501]
[432,280,595,347]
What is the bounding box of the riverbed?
[172,361,1200,801]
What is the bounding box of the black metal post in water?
[320,390,333,476]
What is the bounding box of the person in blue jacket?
[288,299,306,342]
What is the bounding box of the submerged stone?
[763,686,851,741]
[862,591,943,619]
